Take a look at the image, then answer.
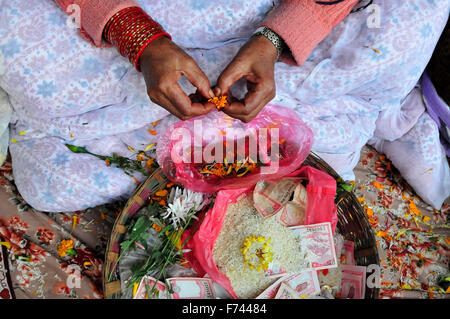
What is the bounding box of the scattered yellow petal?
[144,143,156,151]
[396,230,406,239]
[366,208,374,217]
[128,145,136,153]
[72,216,79,231]
[412,216,420,229]
[148,129,157,135]
[19,131,26,136]
[11,138,17,143]
[133,176,140,184]
[0,241,11,249]
[357,197,366,203]
[132,282,139,297]
[100,211,107,220]
[408,200,422,217]
[376,231,387,238]
[444,237,450,245]
[422,216,431,223]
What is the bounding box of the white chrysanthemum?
[161,187,210,229]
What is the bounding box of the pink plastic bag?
[182,166,337,298]
[156,104,313,193]
[287,166,338,233]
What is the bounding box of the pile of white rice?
[212,194,307,298]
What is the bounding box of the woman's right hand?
[139,37,215,120]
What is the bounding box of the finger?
[151,92,190,120]
[222,100,247,115]
[183,59,214,99]
[216,61,245,96]
[224,103,264,123]
[243,80,275,113]
[224,81,273,123]
[165,83,212,118]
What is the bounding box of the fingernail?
[214,87,221,96]
[209,89,215,98]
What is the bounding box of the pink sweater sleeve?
[54,0,138,46]
[261,0,359,65]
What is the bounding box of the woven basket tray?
[103,152,380,299]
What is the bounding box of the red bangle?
[104,7,171,71]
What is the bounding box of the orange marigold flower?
[155,189,169,197]
[152,223,162,232]
[57,239,74,257]
[372,181,384,189]
[208,95,228,110]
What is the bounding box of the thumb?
[216,61,244,96]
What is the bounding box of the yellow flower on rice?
[241,235,273,272]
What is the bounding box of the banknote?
[263,261,288,278]
[340,273,363,299]
[274,282,302,299]
[341,240,355,265]
[253,178,302,218]
[256,270,320,299]
[166,277,215,299]
[290,222,337,270]
[340,265,367,299]
[133,275,167,299]
[276,201,306,227]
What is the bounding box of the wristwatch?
[252,26,286,61]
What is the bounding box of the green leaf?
[66,248,77,256]
[65,144,89,154]
[341,183,354,192]
[150,251,163,262]
[130,216,152,237]
[120,240,133,251]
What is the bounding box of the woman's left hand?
[215,35,278,122]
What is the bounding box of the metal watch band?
[252,26,286,61]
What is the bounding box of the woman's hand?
[216,35,278,122]
[140,37,215,120]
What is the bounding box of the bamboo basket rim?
[102,151,380,299]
